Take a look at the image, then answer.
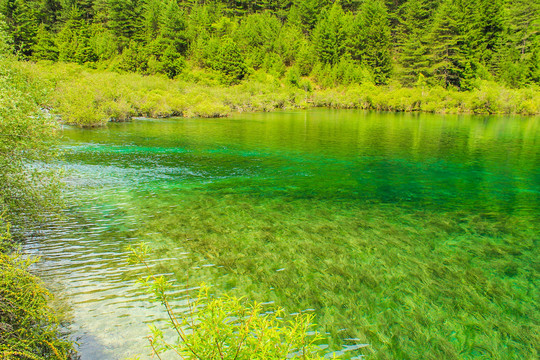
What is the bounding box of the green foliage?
[107,0,145,48]
[32,23,58,61]
[235,11,281,69]
[313,1,347,65]
[211,38,248,85]
[128,242,338,360]
[0,45,70,358]
[160,0,189,55]
[0,217,73,359]
[6,0,38,58]
[0,0,538,89]
[24,61,540,128]
[0,53,61,222]
[396,0,431,85]
[357,0,393,85]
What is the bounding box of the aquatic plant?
[128,242,347,359]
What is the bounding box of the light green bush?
[21,62,540,127]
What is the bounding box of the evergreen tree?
[160,0,188,55]
[236,11,281,68]
[211,38,247,84]
[108,0,145,48]
[36,0,62,26]
[56,5,83,61]
[73,22,97,63]
[477,0,503,65]
[313,1,346,64]
[162,43,184,78]
[142,0,163,43]
[427,0,471,88]
[491,0,539,88]
[7,0,38,58]
[396,0,431,85]
[32,23,58,60]
[357,0,393,84]
[0,0,536,88]
[289,0,327,33]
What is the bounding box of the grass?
[14,61,540,127]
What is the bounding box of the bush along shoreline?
[18,61,540,128]
[0,217,74,360]
[1,50,73,359]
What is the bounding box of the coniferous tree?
[477,0,503,65]
[56,5,83,61]
[313,1,346,64]
[8,0,38,58]
[428,0,469,88]
[290,0,327,33]
[358,0,393,84]
[160,0,188,55]
[0,0,537,89]
[236,11,281,68]
[108,0,145,48]
[396,0,431,85]
[212,37,247,84]
[36,0,62,26]
[73,22,97,64]
[32,23,58,60]
[142,0,163,43]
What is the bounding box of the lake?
[25,110,539,359]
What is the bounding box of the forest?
[1,0,538,90]
[1,2,539,359]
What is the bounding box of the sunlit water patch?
[24,110,539,359]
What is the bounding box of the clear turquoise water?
[26,110,539,359]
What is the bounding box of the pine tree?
[9,0,38,58]
[313,1,346,64]
[477,0,503,65]
[357,0,393,84]
[427,0,471,88]
[74,23,97,64]
[491,0,540,87]
[35,0,62,26]
[211,38,247,85]
[162,43,185,78]
[160,0,188,55]
[290,0,327,33]
[142,0,163,43]
[56,5,83,62]
[396,0,431,85]
[32,22,58,60]
[108,0,145,48]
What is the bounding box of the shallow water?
[25,110,539,359]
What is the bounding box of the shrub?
[0,217,73,359]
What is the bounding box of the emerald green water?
[26,110,539,359]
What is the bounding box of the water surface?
[25,110,539,359]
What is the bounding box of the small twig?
[233,305,257,360]
[148,336,164,360]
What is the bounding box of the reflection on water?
[24,110,539,359]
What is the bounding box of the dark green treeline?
[1,0,538,88]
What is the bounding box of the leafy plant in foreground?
[0,216,73,359]
[128,242,338,359]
